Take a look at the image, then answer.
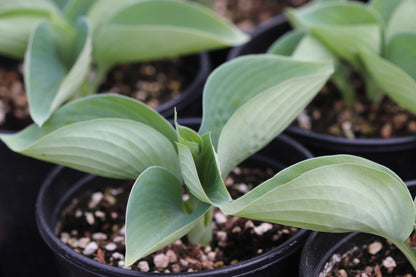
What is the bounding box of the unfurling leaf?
[25,17,92,125]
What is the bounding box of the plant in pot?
[5,54,416,277]
[0,1,248,275]
[227,0,416,181]
[1,54,334,275]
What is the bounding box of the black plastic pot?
[299,181,416,277]
[227,13,416,181]
[36,119,313,277]
[0,132,58,277]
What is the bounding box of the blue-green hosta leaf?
[291,33,336,62]
[0,0,58,59]
[25,17,92,126]
[52,0,71,10]
[222,155,414,242]
[369,0,403,28]
[176,122,202,157]
[386,33,416,81]
[0,0,58,13]
[288,2,381,67]
[92,0,248,70]
[285,0,346,29]
[385,0,416,44]
[87,0,140,31]
[0,93,177,161]
[199,54,333,149]
[177,132,231,206]
[290,2,379,27]
[0,1,75,59]
[358,50,416,114]
[268,31,336,72]
[2,118,181,180]
[63,0,95,24]
[0,15,46,58]
[267,29,308,57]
[44,94,177,143]
[125,166,211,265]
[217,67,332,177]
[270,32,358,105]
[309,24,380,68]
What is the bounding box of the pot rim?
[286,126,416,152]
[36,134,311,276]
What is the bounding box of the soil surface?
[294,81,416,139]
[324,233,416,277]
[56,165,299,273]
[0,57,191,130]
[214,0,310,32]
[98,58,190,110]
[0,56,30,131]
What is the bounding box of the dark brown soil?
[324,233,416,277]
[56,165,299,273]
[214,0,310,32]
[0,57,192,130]
[294,80,416,139]
[98,58,190,110]
[0,56,30,131]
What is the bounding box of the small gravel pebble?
[85,212,95,225]
[154,253,170,269]
[83,242,98,255]
[254,223,273,235]
[89,192,103,208]
[92,232,107,241]
[214,212,227,224]
[77,237,90,248]
[105,243,117,251]
[383,256,397,268]
[138,261,150,272]
[112,252,124,260]
[368,241,383,255]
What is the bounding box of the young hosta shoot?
[0,0,248,126]
[268,0,416,112]
[3,54,416,270]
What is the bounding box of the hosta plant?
[3,54,416,271]
[0,0,248,126]
[268,0,416,111]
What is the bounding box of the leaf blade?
[25,18,92,125]
[93,0,247,68]
[125,166,211,265]
[222,155,414,242]
[199,54,333,150]
[3,118,180,180]
[217,69,332,176]
[358,50,416,114]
